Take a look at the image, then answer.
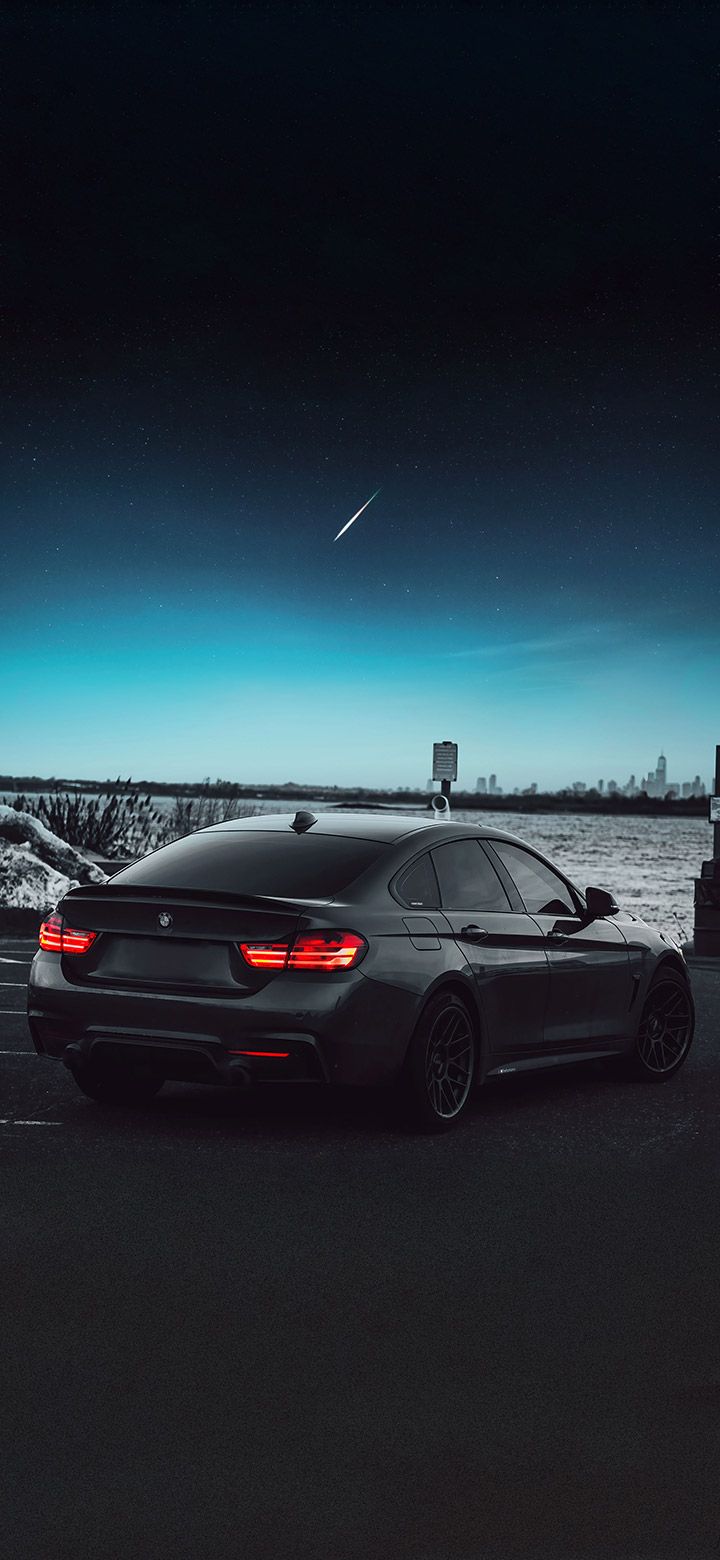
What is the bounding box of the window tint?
[431,839,511,912]
[394,853,440,909]
[113,831,388,898]
[489,842,577,916]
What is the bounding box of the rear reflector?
[229,1049,290,1058]
[239,931,366,971]
[39,913,97,955]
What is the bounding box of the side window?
[489,842,578,916]
[394,852,440,909]
[431,839,511,912]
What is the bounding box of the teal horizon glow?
[2,513,717,790]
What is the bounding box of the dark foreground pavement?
[1,938,719,1560]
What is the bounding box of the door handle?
[460,925,489,943]
[546,930,568,943]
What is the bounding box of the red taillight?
[239,932,366,971]
[288,933,366,970]
[62,926,98,954]
[238,941,290,969]
[38,913,64,951]
[38,914,97,955]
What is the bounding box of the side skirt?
[486,1045,632,1077]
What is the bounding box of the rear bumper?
[27,952,417,1087]
[53,1030,326,1087]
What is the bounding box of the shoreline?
[0,780,710,819]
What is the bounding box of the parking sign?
[432,742,458,782]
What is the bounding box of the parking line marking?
[0,982,28,987]
[0,1050,34,1054]
[0,1009,27,1015]
[0,1119,61,1126]
[0,957,32,964]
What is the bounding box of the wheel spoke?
[446,1037,471,1061]
[447,1057,470,1080]
[444,1012,465,1046]
[658,992,687,1017]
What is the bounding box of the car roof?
[205,811,529,848]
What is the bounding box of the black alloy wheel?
[628,970,695,1080]
[70,1061,165,1105]
[396,991,477,1132]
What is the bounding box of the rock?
[0,842,82,913]
[0,804,106,886]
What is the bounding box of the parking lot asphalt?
[2,937,720,1560]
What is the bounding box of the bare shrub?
[3,780,167,858]
[155,783,260,845]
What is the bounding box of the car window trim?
[477,839,525,912]
[429,837,514,914]
[482,838,583,917]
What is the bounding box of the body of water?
[4,792,711,942]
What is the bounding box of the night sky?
[2,1,716,789]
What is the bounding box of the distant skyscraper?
[476,776,487,794]
[598,780,604,793]
[489,773,497,795]
[640,753,687,797]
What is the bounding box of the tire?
[395,990,477,1133]
[622,967,695,1081]
[70,1062,165,1106]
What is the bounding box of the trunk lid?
[57,884,304,994]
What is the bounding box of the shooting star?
[333,488,381,542]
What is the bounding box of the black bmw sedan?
[27,810,695,1131]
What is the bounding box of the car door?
[484,839,631,1049]
[430,837,550,1063]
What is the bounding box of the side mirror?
[584,885,619,919]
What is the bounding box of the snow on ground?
[0,843,83,911]
[0,805,106,910]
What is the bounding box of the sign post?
[432,741,458,801]
[693,744,720,957]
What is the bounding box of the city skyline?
[1,749,712,800]
[471,753,708,799]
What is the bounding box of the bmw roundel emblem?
[158,912,173,930]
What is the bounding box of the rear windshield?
[111,830,388,899]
